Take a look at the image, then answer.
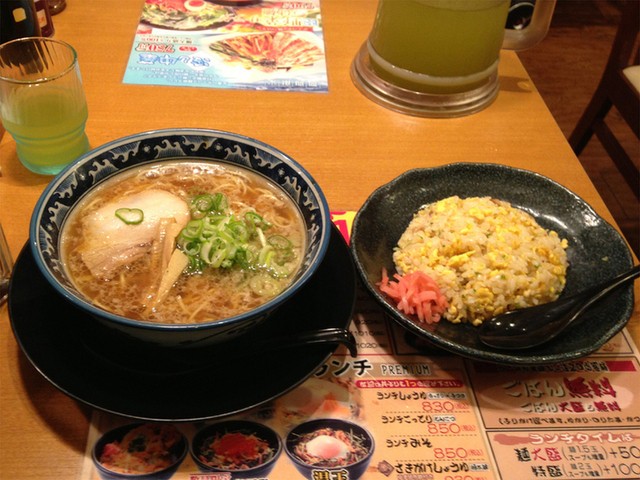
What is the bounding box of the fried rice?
[393,196,569,326]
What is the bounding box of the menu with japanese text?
[123,0,328,92]
[79,212,640,480]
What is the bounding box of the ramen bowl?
[92,423,187,480]
[30,128,331,348]
[190,420,282,478]
[284,418,375,480]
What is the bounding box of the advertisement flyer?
[124,0,328,92]
[79,213,640,480]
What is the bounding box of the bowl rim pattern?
[29,128,331,332]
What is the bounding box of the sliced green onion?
[267,235,294,269]
[187,255,200,271]
[244,211,270,232]
[212,192,228,212]
[269,264,290,278]
[242,246,259,267]
[220,258,234,269]
[200,226,217,240]
[181,240,202,257]
[273,249,294,267]
[181,219,204,240]
[201,238,227,267]
[176,191,295,279]
[249,275,281,296]
[226,221,248,242]
[268,235,292,249]
[258,245,273,265]
[115,208,144,225]
[235,250,250,270]
[193,194,215,212]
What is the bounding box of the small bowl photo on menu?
[92,423,187,480]
[190,420,283,478]
[285,418,375,480]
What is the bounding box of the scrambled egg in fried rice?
[393,196,569,326]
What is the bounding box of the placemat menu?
[123,0,328,92]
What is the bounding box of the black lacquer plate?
[9,226,356,422]
[351,163,636,365]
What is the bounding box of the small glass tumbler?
[0,37,89,175]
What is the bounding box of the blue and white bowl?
[285,418,375,480]
[92,423,188,480]
[30,129,331,347]
[190,420,283,478]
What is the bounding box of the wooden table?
[1,1,637,478]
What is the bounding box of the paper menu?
[79,213,640,480]
[123,0,328,92]
[80,315,640,479]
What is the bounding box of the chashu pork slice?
[79,189,190,279]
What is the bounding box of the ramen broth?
[60,160,306,324]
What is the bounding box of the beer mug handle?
[503,0,556,51]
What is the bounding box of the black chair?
[569,0,639,199]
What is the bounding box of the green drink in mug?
[369,0,510,94]
[0,38,89,175]
[352,0,556,117]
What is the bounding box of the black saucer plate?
[9,225,357,422]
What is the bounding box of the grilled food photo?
[209,31,324,72]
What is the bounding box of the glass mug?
[351,0,556,117]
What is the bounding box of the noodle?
[60,161,306,324]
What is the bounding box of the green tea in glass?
[0,37,89,175]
